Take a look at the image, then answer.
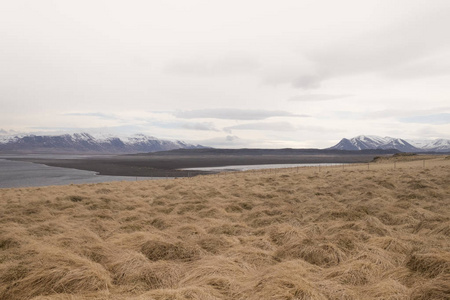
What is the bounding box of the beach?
[7,148,397,177]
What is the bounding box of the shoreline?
[6,151,385,177]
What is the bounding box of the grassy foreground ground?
[0,155,449,299]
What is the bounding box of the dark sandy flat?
[9,148,397,177]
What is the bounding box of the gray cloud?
[0,128,20,136]
[180,122,219,131]
[28,125,150,137]
[261,64,322,89]
[385,56,450,79]
[190,135,249,148]
[415,127,447,138]
[314,8,449,76]
[288,94,353,102]
[33,120,219,136]
[365,107,450,119]
[193,135,288,149]
[272,5,450,89]
[328,107,450,121]
[291,74,323,89]
[224,122,296,133]
[226,135,239,142]
[365,109,412,119]
[64,112,120,120]
[144,120,219,131]
[399,113,450,125]
[165,53,260,77]
[173,109,308,120]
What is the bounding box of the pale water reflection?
[182,163,345,172]
[0,158,158,188]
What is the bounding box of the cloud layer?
[1,1,449,147]
[173,109,308,120]
[165,53,260,77]
[224,122,296,133]
[288,94,353,102]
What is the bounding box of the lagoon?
[0,157,157,188]
[182,163,345,172]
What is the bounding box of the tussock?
[0,235,21,250]
[207,223,249,236]
[0,246,111,299]
[430,221,450,237]
[0,155,449,299]
[368,236,412,254]
[140,286,222,300]
[406,251,450,278]
[268,224,307,246]
[178,256,250,298]
[361,215,392,237]
[226,246,278,267]
[409,275,450,300]
[314,280,356,300]
[140,240,201,262]
[107,250,182,290]
[362,278,409,299]
[275,239,345,267]
[197,235,232,254]
[326,261,377,286]
[240,262,326,300]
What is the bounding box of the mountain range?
[0,133,205,154]
[0,133,449,154]
[328,135,450,152]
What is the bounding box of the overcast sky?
[1,0,449,148]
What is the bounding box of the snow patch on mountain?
[329,135,450,152]
[0,132,206,154]
[407,138,450,151]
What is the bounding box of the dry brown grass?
[0,155,449,299]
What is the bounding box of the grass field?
[1,155,449,299]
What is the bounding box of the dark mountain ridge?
[0,132,205,154]
[130,147,401,156]
[328,135,450,152]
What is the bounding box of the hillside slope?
[0,133,205,154]
[1,156,449,299]
[329,135,450,152]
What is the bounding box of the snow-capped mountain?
[0,132,205,154]
[407,139,450,152]
[329,135,450,152]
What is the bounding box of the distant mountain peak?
[0,132,206,154]
[329,135,450,152]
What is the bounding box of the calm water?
[0,156,159,188]
[182,163,345,172]
[0,155,347,189]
